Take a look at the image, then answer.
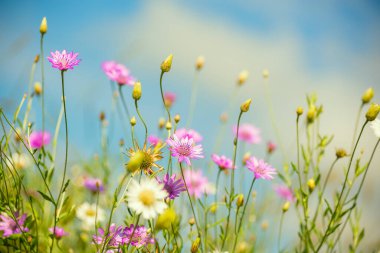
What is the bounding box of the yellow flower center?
[85,209,96,217]
[139,189,155,206]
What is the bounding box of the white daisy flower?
[370,118,380,138]
[126,178,167,219]
[76,202,105,230]
[6,153,31,170]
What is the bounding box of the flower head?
[101,61,135,86]
[157,173,186,199]
[370,118,380,138]
[246,157,276,180]
[183,169,210,198]
[83,177,104,193]
[121,224,155,247]
[0,212,29,237]
[175,128,203,143]
[8,153,31,170]
[29,131,51,149]
[233,123,261,144]
[93,224,123,248]
[164,92,176,108]
[211,154,234,170]
[76,202,105,230]
[167,134,203,165]
[47,50,80,70]
[126,143,163,175]
[49,226,68,239]
[148,135,162,147]
[274,185,295,202]
[267,141,277,154]
[126,178,167,219]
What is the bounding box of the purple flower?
[29,131,51,149]
[0,212,29,237]
[148,135,162,146]
[83,177,104,193]
[47,50,80,71]
[233,123,261,144]
[183,169,210,198]
[93,224,123,248]
[49,226,68,239]
[101,61,135,86]
[164,91,176,107]
[157,173,186,199]
[175,128,203,143]
[246,156,276,180]
[167,134,203,166]
[274,185,296,202]
[211,154,235,170]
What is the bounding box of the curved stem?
[134,99,148,146]
[159,71,171,123]
[119,85,131,120]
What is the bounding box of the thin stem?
[350,104,363,152]
[119,85,131,120]
[278,212,285,252]
[159,71,171,123]
[40,34,45,141]
[95,187,101,252]
[214,169,222,239]
[315,121,368,252]
[126,215,141,249]
[186,71,199,127]
[134,99,148,146]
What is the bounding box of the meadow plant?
[0,17,379,253]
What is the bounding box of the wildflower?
[366,103,380,121]
[362,87,374,104]
[164,91,176,108]
[29,131,51,149]
[175,128,203,143]
[161,54,173,72]
[282,201,290,212]
[101,61,135,86]
[47,50,80,71]
[126,178,167,219]
[240,98,252,112]
[126,143,163,174]
[122,224,155,247]
[0,212,29,237]
[8,153,31,170]
[233,123,261,144]
[76,202,105,230]
[167,134,203,165]
[49,227,68,239]
[296,106,304,116]
[156,208,177,230]
[237,70,249,85]
[157,173,186,199]
[183,169,210,198]
[267,141,276,154]
[195,56,205,70]
[83,177,104,193]
[211,154,234,170]
[132,81,142,100]
[40,17,47,34]
[148,135,162,146]
[246,157,276,180]
[370,118,380,138]
[336,148,348,159]
[93,223,123,248]
[274,185,295,202]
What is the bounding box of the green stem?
[214,169,222,238]
[350,104,363,152]
[134,99,148,146]
[278,212,285,252]
[119,85,131,120]
[159,71,171,123]
[126,215,141,250]
[40,34,45,164]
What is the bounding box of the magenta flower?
[164,91,176,107]
[175,128,203,143]
[267,141,277,154]
[49,226,68,239]
[233,123,261,144]
[157,173,186,199]
[83,177,104,193]
[274,185,296,202]
[93,224,123,248]
[183,169,209,198]
[246,156,276,180]
[0,212,29,237]
[47,50,80,71]
[29,131,51,149]
[101,61,135,86]
[166,134,203,165]
[211,154,235,170]
[148,135,162,146]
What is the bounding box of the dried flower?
[336,148,348,159]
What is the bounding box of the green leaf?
[37,191,56,205]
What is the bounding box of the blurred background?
[1,0,380,251]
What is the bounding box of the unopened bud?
[282,201,290,212]
[126,151,144,173]
[365,103,380,121]
[209,203,217,214]
[195,56,205,71]
[261,220,269,230]
[165,121,172,130]
[174,114,180,123]
[242,152,251,165]
[237,70,249,86]
[336,148,347,159]
[132,82,142,100]
[188,217,195,226]
[307,178,315,192]
[99,111,105,121]
[362,87,374,104]
[262,69,270,79]
[158,118,165,129]
[296,106,304,116]
[240,98,252,112]
[220,112,228,123]
[40,17,47,34]
[34,82,42,95]
[34,54,40,63]
[119,139,125,147]
[191,237,201,253]
[130,116,136,126]
[236,194,244,208]
[161,54,173,73]
[307,105,316,123]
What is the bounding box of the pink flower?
[267,141,276,154]
[83,177,104,193]
[175,128,203,143]
[0,212,29,237]
[183,169,209,198]
[49,226,68,239]
[274,185,295,202]
[211,154,235,170]
[101,61,135,86]
[246,156,276,180]
[29,131,51,149]
[164,92,176,107]
[148,135,162,146]
[233,123,261,144]
[167,134,203,165]
[47,50,80,70]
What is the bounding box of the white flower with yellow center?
[76,202,105,230]
[126,178,167,219]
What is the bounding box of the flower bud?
[296,106,304,116]
[40,17,47,34]
[174,114,180,123]
[261,220,269,230]
[220,112,228,123]
[237,70,249,86]
[165,121,172,130]
[161,54,173,72]
[34,82,42,95]
[130,116,136,126]
[195,56,205,71]
[188,217,195,226]
[282,201,290,212]
[119,139,125,147]
[307,105,316,123]
[34,54,40,63]
[242,152,251,165]
[262,69,270,79]
[365,103,380,121]
[99,111,105,121]
[158,118,165,129]
[132,82,142,100]
[362,87,374,104]
[156,208,176,230]
[191,237,201,253]
[307,178,315,192]
[336,148,347,159]
[209,203,217,214]
[240,98,252,112]
[236,194,244,208]
[126,151,144,173]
